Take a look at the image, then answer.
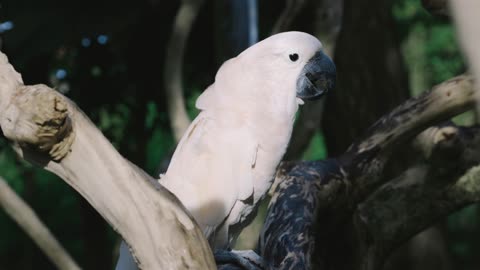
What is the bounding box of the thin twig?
[164,0,205,143]
[0,176,81,270]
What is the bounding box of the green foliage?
[394,0,466,96]
[302,132,328,161]
[145,127,175,175]
[426,25,465,84]
[447,204,480,269]
[96,103,132,148]
[187,88,202,119]
[394,1,478,268]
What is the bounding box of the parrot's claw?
[215,249,267,270]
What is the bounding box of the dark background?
[0,0,476,269]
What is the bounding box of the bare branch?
[354,124,480,270]
[0,176,81,270]
[164,0,204,143]
[0,52,215,269]
[346,75,475,199]
[260,75,477,269]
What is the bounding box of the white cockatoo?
[160,31,335,248]
[116,31,335,270]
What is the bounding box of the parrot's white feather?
[161,110,256,234]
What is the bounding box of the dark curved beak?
[296,51,336,100]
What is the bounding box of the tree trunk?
[322,0,409,156]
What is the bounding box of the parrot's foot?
[215,249,266,270]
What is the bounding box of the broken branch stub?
[0,52,215,269]
[1,84,74,162]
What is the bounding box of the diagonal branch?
[345,75,475,199]
[0,176,81,270]
[164,0,205,143]
[260,75,477,269]
[0,52,215,269]
[354,124,480,270]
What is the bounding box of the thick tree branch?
[354,124,480,270]
[0,52,215,269]
[164,0,204,143]
[0,176,81,270]
[260,75,477,269]
[346,75,475,199]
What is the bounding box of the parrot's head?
[197,32,335,119]
[237,31,336,115]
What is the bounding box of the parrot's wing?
[162,112,256,235]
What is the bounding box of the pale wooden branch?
[164,0,204,143]
[0,176,81,270]
[0,52,215,269]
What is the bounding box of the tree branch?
[260,75,477,269]
[354,124,480,270]
[0,176,81,270]
[164,0,204,143]
[346,75,475,199]
[0,52,215,269]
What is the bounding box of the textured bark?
[322,0,409,157]
[354,124,480,270]
[0,177,81,270]
[259,75,476,270]
[0,52,215,269]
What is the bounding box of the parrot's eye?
[289,53,299,62]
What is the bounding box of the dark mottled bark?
[253,76,476,270]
